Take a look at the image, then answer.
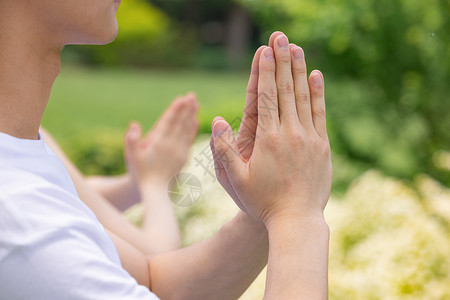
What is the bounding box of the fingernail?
[293,47,304,60]
[213,120,228,137]
[277,35,289,49]
[311,72,323,87]
[129,123,138,131]
[128,126,139,140]
[264,48,274,60]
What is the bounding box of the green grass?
[43,65,250,140]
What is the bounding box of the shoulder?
[0,166,159,300]
[0,164,108,257]
[0,164,91,230]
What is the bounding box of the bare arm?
[149,211,268,299]
[105,211,267,299]
[86,174,139,212]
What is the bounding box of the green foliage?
[240,0,450,184]
[62,128,125,176]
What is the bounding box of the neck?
[0,4,62,140]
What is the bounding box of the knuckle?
[296,92,310,104]
[261,87,277,101]
[278,54,291,64]
[261,60,275,72]
[278,81,294,95]
[312,138,330,155]
[215,139,232,155]
[312,107,327,118]
[287,129,306,146]
[246,88,258,96]
[265,131,280,147]
[291,130,305,144]
[251,66,259,76]
[293,62,307,75]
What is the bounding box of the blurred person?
[40,93,200,256]
[0,0,331,299]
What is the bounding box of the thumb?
[125,122,142,159]
[212,118,245,181]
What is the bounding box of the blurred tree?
[147,0,256,68]
[240,0,450,185]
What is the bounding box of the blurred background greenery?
[41,0,450,298]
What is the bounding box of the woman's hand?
[125,94,199,188]
[211,33,332,225]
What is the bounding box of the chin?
[97,25,119,45]
[68,22,119,46]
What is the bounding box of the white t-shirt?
[0,132,159,299]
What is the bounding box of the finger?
[257,47,279,132]
[238,46,266,160]
[148,99,185,147]
[268,31,285,49]
[212,119,246,182]
[172,94,198,139]
[178,116,199,149]
[209,134,245,211]
[149,96,183,139]
[210,134,226,181]
[291,46,314,130]
[308,70,327,138]
[125,121,142,160]
[273,34,298,123]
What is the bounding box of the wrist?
[235,211,267,235]
[264,210,328,234]
[221,211,268,249]
[131,173,171,191]
[263,210,330,300]
[139,182,170,195]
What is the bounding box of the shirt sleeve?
[0,170,160,300]
[0,224,160,300]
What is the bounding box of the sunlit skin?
[0,0,331,298]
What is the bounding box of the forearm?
[140,184,181,251]
[87,174,140,211]
[148,211,268,299]
[264,214,330,300]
